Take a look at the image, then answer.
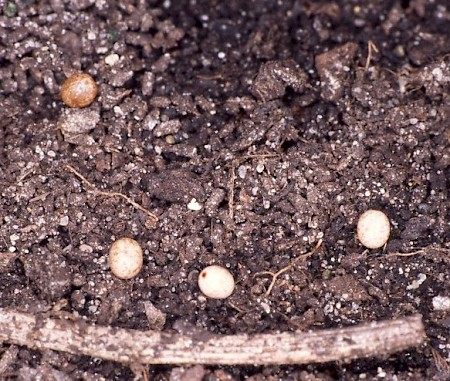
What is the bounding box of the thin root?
[365,40,379,71]
[65,164,158,223]
[386,250,425,258]
[255,239,323,296]
[386,245,450,259]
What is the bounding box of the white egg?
[198,265,235,299]
[357,210,391,249]
[108,237,143,279]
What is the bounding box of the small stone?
[105,53,120,66]
[57,107,100,134]
[252,59,308,102]
[143,301,167,331]
[57,106,100,145]
[315,42,358,102]
[187,198,202,211]
[79,244,93,253]
[432,296,450,311]
[59,216,69,226]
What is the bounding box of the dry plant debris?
[0,308,425,366]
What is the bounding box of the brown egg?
[60,72,97,108]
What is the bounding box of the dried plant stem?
[65,164,158,222]
[0,308,425,366]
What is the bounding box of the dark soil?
[1,0,449,380]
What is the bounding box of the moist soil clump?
[0,0,449,380]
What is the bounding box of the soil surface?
[1,0,449,380]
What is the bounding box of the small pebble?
[79,244,93,254]
[198,265,235,299]
[187,198,202,211]
[59,216,69,226]
[105,53,120,66]
[432,296,450,311]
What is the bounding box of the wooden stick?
[0,308,425,365]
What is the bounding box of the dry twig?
[65,164,158,223]
[0,308,425,366]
